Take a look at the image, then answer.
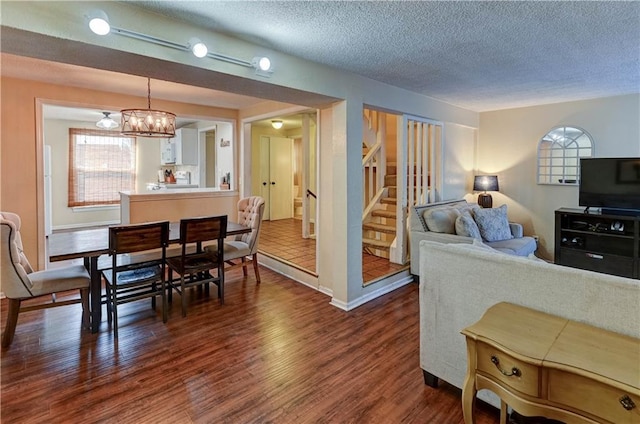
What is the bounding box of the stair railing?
[362,111,386,222]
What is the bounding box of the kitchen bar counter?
[120,189,239,224]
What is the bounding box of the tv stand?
[602,207,640,217]
[555,208,639,279]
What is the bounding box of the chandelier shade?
[121,78,176,138]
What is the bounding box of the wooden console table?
[461,303,640,424]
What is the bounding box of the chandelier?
[121,78,176,138]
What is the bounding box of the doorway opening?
[249,112,318,275]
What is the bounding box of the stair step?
[387,187,397,198]
[362,238,392,251]
[381,197,396,205]
[363,222,396,234]
[384,175,396,187]
[372,209,396,219]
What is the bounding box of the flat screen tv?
[579,157,640,214]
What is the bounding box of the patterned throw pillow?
[455,212,482,239]
[473,204,514,242]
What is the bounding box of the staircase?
[362,165,397,258]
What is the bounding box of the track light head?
[88,10,111,35]
[188,37,208,58]
[252,56,273,77]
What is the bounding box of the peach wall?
[0,76,238,271]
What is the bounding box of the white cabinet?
[160,128,198,165]
[160,139,176,164]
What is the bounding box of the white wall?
[442,123,477,202]
[478,94,640,259]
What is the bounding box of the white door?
[269,137,294,220]
[259,136,294,221]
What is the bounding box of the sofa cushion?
[486,236,537,256]
[473,204,514,242]
[455,213,481,239]
[423,208,460,234]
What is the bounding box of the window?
[68,129,136,207]
[537,126,593,185]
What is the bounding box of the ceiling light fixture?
[120,78,176,138]
[86,10,273,77]
[87,10,111,35]
[188,37,208,58]
[96,112,119,129]
[271,120,283,129]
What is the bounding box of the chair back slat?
[109,221,170,254]
[180,215,227,244]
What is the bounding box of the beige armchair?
[208,196,265,283]
[1,212,90,347]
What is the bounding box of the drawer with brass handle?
[548,369,640,424]
[476,342,540,397]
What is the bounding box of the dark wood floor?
[1,268,499,423]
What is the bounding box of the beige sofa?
[410,199,536,275]
[419,240,640,408]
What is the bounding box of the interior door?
[259,136,271,220]
[268,136,294,220]
[259,136,294,220]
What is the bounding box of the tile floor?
[258,218,408,283]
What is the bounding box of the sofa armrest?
[509,222,523,238]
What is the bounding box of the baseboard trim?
[53,220,119,231]
[330,272,414,311]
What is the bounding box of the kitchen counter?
[120,189,239,224]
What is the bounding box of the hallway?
[258,218,408,283]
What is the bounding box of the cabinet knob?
[620,395,636,410]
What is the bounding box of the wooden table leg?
[500,400,508,424]
[462,340,478,424]
[89,256,102,333]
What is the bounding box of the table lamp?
[473,175,499,208]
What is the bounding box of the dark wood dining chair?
[102,221,170,338]
[166,215,227,317]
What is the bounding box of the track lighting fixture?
[88,10,111,35]
[86,10,273,77]
[188,37,208,58]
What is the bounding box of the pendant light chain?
[147,77,151,109]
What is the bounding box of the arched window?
[537,126,594,185]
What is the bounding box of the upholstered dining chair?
[0,211,90,347]
[102,221,170,338]
[166,215,227,317]
[206,196,265,283]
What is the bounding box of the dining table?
[48,221,251,333]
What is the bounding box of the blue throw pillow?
[473,204,513,242]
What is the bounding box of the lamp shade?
[473,175,499,192]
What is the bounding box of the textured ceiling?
[128,0,640,112]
